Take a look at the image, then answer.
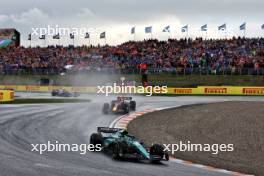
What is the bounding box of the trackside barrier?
[167,86,264,96]
[0,85,264,96]
[0,85,97,94]
[0,90,14,102]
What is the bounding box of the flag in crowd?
[84,32,90,39]
[240,23,246,30]
[31,22,264,44]
[131,27,135,34]
[218,23,226,31]
[145,26,152,33]
[70,33,74,39]
[53,33,60,39]
[100,32,106,39]
[181,25,188,33]
[28,34,31,41]
[201,24,207,31]
[39,35,45,40]
[162,25,170,33]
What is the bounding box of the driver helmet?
[121,130,128,136]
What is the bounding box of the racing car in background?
[90,127,169,162]
[51,89,80,97]
[102,97,136,114]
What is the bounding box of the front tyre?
[112,142,124,160]
[165,152,169,161]
[149,144,165,162]
[130,101,136,111]
[112,143,120,159]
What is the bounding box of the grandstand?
[0,37,264,76]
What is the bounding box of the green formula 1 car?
[90,127,169,162]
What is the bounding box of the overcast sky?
[0,0,264,46]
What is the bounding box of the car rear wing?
[117,96,132,100]
[97,127,124,134]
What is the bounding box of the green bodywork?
[103,131,150,159]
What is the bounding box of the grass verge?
[0,98,90,104]
[0,74,264,87]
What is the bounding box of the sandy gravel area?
[128,101,264,176]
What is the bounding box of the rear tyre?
[123,104,130,114]
[130,101,136,111]
[51,91,57,96]
[102,103,110,114]
[90,133,103,146]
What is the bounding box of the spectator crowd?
[0,37,264,75]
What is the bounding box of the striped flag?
[181,25,188,33]
[240,23,246,30]
[218,24,226,31]
[162,26,170,33]
[201,24,207,31]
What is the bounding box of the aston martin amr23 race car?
[51,89,80,97]
[102,97,136,114]
[90,127,169,162]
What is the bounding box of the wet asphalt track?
[0,93,263,176]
